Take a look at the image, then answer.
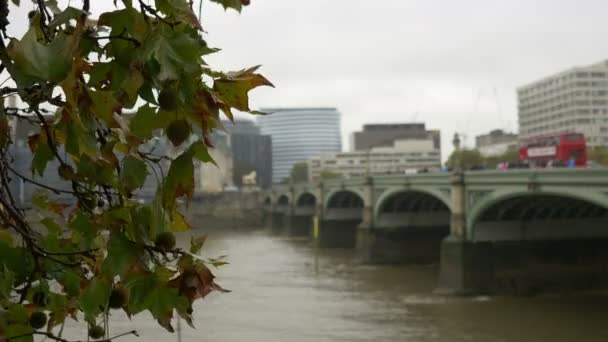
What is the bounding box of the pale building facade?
[518,60,608,146]
[307,138,441,182]
[475,129,518,157]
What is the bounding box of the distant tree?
[320,169,342,180]
[484,146,520,168]
[588,146,608,166]
[290,162,308,183]
[445,149,484,170]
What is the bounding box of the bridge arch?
[374,187,451,223]
[370,188,451,263]
[277,194,290,206]
[469,190,608,241]
[296,192,317,207]
[324,189,365,209]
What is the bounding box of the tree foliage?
[0,0,271,341]
[588,146,608,166]
[320,169,342,180]
[289,162,308,183]
[445,148,484,170]
[445,146,520,170]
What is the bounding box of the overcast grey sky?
[9,0,608,158]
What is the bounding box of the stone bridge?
[263,169,608,295]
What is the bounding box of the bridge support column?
[438,172,487,294]
[358,225,449,264]
[287,214,313,237]
[270,211,286,235]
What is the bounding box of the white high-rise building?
[518,60,608,146]
[257,108,342,183]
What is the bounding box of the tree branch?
[8,330,139,342]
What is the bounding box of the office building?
[518,59,608,146]
[308,137,441,181]
[258,108,341,183]
[224,120,272,189]
[475,129,518,157]
[351,123,441,151]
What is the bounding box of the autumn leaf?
[213,66,274,116]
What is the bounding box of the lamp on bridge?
[452,133,462,172]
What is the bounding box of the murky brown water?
[55,230,608,342]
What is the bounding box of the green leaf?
[59,270,81,298]
[144,27,203,81]
[31,140,54,176]
[120,156,148,192]
[80,279,111,322]
[6,323,33,342]
[129,104,156,139]
[0,265,15,302]
[49,7,85,31]
[189,141,217,165]
[213,66,274,112]
[89,91,120,124]
[7,28,76,85]
[103,232,142,277]
[155,0,202,29]
[210,0,244,12]
[163,151,194,207]
[40,217,61,235]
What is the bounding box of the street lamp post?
[452,133,462,172]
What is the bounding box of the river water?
[57,230,608,342]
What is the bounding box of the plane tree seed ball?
[89,325,105,340]
[155,232,176,252]
[158,88,178,111]
[109,288,127,309]
[29,312,47,329]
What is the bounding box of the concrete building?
[518,59,608,146]
[227,122,272,189]
[258,108,342,183]
[198,119,273,192]
[308,138,441,181]
[351,123,441,151]
[199,132,233,193]
[475,129,518,157]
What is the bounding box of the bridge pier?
[270,210,288,235]
[287,214,313,237]
[357,226,449,264]
[317,218,359,248]
[438,237,608,295]
[438,172,608,294]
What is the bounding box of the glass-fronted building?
[258,108,342,183]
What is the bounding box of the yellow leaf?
[170,211,191,232]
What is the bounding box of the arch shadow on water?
[288,192,317,237]
[319,190,364,248]
[365,191,451,264]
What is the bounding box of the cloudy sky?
[9,0,608,158]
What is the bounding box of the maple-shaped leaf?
[213,66,273,114]
[162,151,194,211]
[210,0,250,12]
[7,28,77,86]
[168,261,229,302]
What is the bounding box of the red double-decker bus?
[518,132,587,167]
